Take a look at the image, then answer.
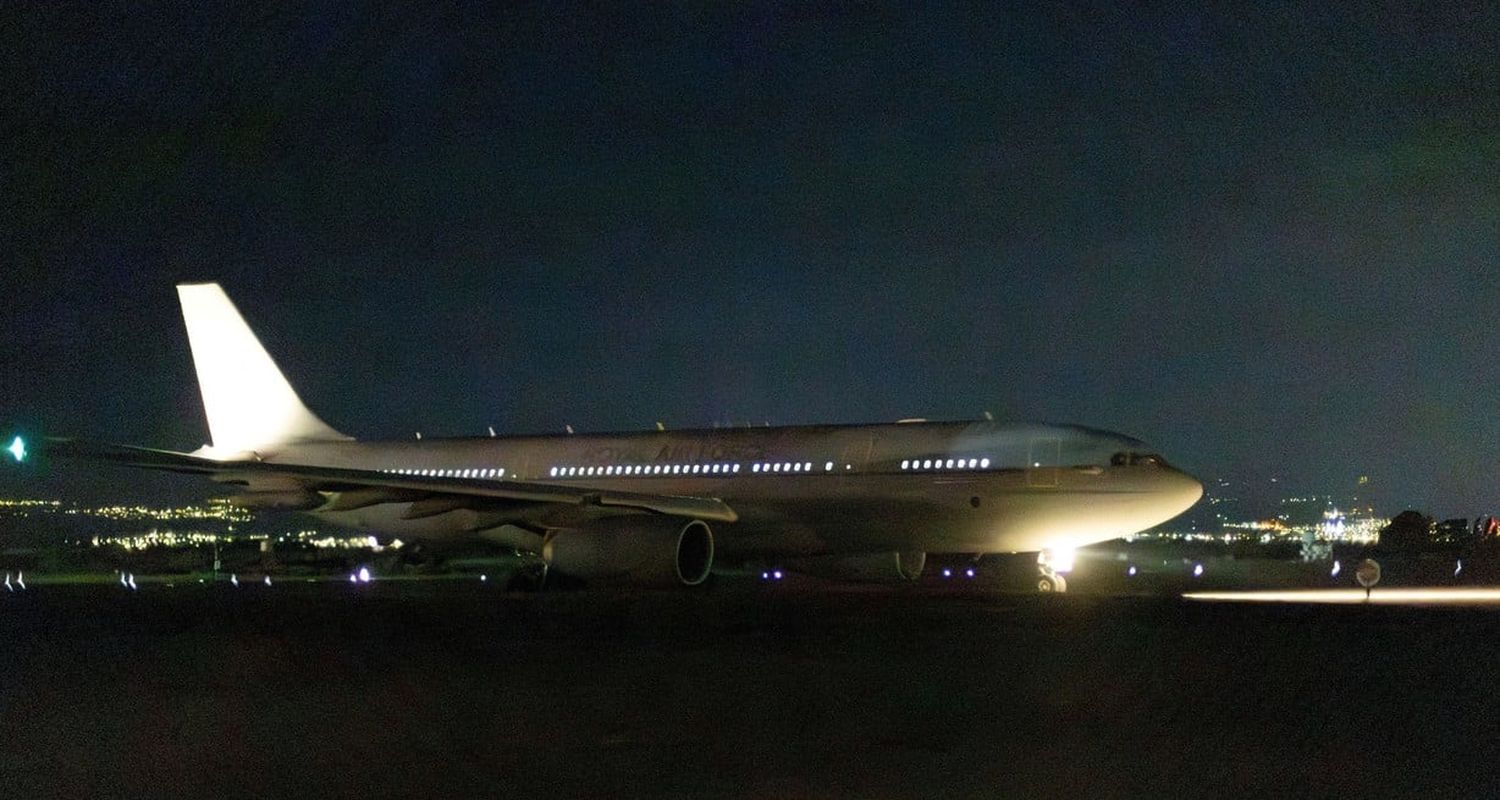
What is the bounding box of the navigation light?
[6,436,25,463]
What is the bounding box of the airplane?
[24,283,1202,591]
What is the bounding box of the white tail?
[176,283,350,454]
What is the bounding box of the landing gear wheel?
[1037,570,1067,593]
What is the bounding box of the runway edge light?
[7,435,25,463]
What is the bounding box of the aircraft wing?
[43,438,739,523]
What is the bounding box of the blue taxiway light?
[6,436,25,463]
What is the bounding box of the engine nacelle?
[784,551,926,583]
[542,517,715,587]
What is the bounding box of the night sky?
[2,3,1497,515]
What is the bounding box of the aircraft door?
[839,435,874,472]
[1027,437,1060,488]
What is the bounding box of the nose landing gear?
[1036,547,1073,593]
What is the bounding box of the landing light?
[1331,560,1341,577]
[358,567,371,583]
[6,436,25,463]
[1193,563,1204,577]
[964,567,976,579]
[1039,547,1076,574]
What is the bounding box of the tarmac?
[2,579,1498,798]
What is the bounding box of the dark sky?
[2,2,1497,515]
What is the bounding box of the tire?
[1037,573,1067,593]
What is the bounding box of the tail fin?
[176,283,350,454]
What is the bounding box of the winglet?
[176,283,350,453]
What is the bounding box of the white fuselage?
[264,420,1203,560]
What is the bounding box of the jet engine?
[784,550,926,583]
[542,517,715,587]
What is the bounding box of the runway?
[2,582,1497,798]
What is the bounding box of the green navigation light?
[7,436,25,463]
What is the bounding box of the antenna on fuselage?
[983,411,994,421]
[565,425,574,434]
[488,426,496,437]
[415,432,422,440]
[656,422,666,431]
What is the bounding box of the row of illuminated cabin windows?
[902,457,992,470]
[549,461,830,478]
[380,457,997,481]
[382,467,507,479]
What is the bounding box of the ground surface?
[1,580,1497,798]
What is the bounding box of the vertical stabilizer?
[176,283,350,453]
